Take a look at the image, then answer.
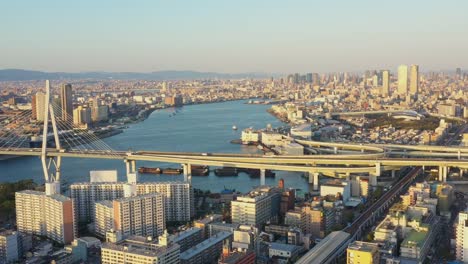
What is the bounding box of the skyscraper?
[60,83,73,121]
[381,70,390,97]
[397,65,408,95]
[409,64,419,97]
[34,92,46,121]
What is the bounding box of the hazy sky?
[1,0,467,73]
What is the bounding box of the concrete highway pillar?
[308,172,313,184]
[459,151,461,160]
[130,160,136,173]
[375,163,381,177]
[183,164,192,183]
[346,172,351,181]
[313,173,319,191]
[369,174,377,187]
[125,160,130,175]
[333,147,338,154]
[391,170,396,178]
[443,166,448,182]
[260,169,266,186]
[438,166,443,182]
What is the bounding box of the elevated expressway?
[1,140,467,187]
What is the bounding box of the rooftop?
[102,236,179,258]
[401,230,428,248]
[180,231,232,260]
[269,242,302,252]
[348,241,378,253]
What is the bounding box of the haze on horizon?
[1,0,467,74]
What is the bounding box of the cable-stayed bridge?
[0,80,467,195]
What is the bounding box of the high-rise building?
[73,106,92,125]
[60,83,73,121]
[15,190,75,244]
[381,70,390,97]
[95,200,114,238]
[456,211,468,262]
[136,182,194,221]
[34,92,46,121]
[0,230,20,263]
[347,241,380,264]
[231,186,281,226]
[409,64,419,97]
[302,205,335,239]
[397,65,408,95]
[71,182,124,222]
[71,181,194,224]
[113,193,165,238]
[101,235,180,264]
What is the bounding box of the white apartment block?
[101,236,180,264]
[70,182,124,222]
[15,190,75,244]
[95,200,114,238]
[113,193,165,238]
[71,181,193,223]
[456,211,468,262]
[136,182,194,222]
[0,230,19,263]
[231,189,280,226]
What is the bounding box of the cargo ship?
[162,168,183,175]
[214,167,238,177]
[191,165,209,176]
[138,167,162,174]
[242,168,275,178]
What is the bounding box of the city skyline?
[1,0,468,73]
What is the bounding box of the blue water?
[0,100,309,193]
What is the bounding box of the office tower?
[31,94,37,120]
[180,231,232,264]
[456,211,468,262]
[312,73,320,86]
[347,241,380,264]
[397,65,408,95]
[231,186,281,226]
[34,92,46,121]
[456,68,462,77]
[0,230,20,263]
[95,200,114,237]
[381,70,390,97]
[60,84,73,121]
[73,106,92,125]
[101,235,180,264]
[113,193,165,238]
[306,73,313,83]
[409,64,419,97]
[15,190,75,244]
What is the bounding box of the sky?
[1,0,467,74]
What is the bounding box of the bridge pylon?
[41,80,63,195]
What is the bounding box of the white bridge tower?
[41,80,63,195]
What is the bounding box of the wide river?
[0,100,310,193]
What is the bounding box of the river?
[0,100,310,193]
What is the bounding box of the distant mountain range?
[0,69,276,81]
